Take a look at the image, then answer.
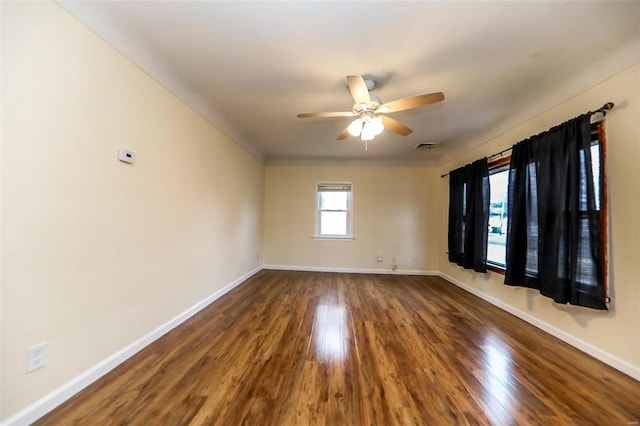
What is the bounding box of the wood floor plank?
[36,270,640,425]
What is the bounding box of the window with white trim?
[315,182,353,239]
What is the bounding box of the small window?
[487,163,509,268]
[315,183,353,239]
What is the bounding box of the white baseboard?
[438,272,640,382]
[1,266,263,426]
[263,264,439,276]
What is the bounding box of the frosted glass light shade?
[347,119,363,137]
[370,117,384,135]
[361,122,376,140]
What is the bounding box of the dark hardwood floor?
[38,270,640,425]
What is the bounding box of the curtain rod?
[440,102,614,178]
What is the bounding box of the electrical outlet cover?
[27,342,47,373]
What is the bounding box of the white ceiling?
[59,1,640,166]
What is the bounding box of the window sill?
[487,263,506,275]
[312,236,355,241]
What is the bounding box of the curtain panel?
[448,158,490,273]
[504,114,606,310]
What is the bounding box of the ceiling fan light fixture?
[361,121,376,141]
[370,116,384,136]
[296,74,444,144]
[347,118,364,137]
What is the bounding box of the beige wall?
[1,2,264,420]
[263,166,440,272]
[438,64,640,371]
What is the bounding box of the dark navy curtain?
[448,158,490,273]
[504,114,606,310]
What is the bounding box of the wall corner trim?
[438,271,640,382]
[0,266,263,426]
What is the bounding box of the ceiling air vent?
[415,142,438,150]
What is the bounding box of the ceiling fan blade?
[297,111,357,118]
[347,75,371,106]
[379,92,444,113]
[382,116,413,136]
[337,127,350,140]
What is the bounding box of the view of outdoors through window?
[319,191,348,236]
[590,144,601,210]
[487,168,509,266]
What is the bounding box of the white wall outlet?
[377,254,384,262]
[27,342,47,373]
[410,256,417,264]
[392,256,397,264]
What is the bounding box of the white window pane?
[320,191,348,211]
[487,168,508,267]
[320,211,347,235]
[591,144,600,210]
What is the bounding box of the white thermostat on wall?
[117,149,136,164]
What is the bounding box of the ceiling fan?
[297,75,444,145]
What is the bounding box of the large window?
[315,183,353,239]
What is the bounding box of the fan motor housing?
[353,94,382,112]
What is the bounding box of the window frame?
[594,122,609,299]
[313,182,355,240]
[486,156,511,274]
